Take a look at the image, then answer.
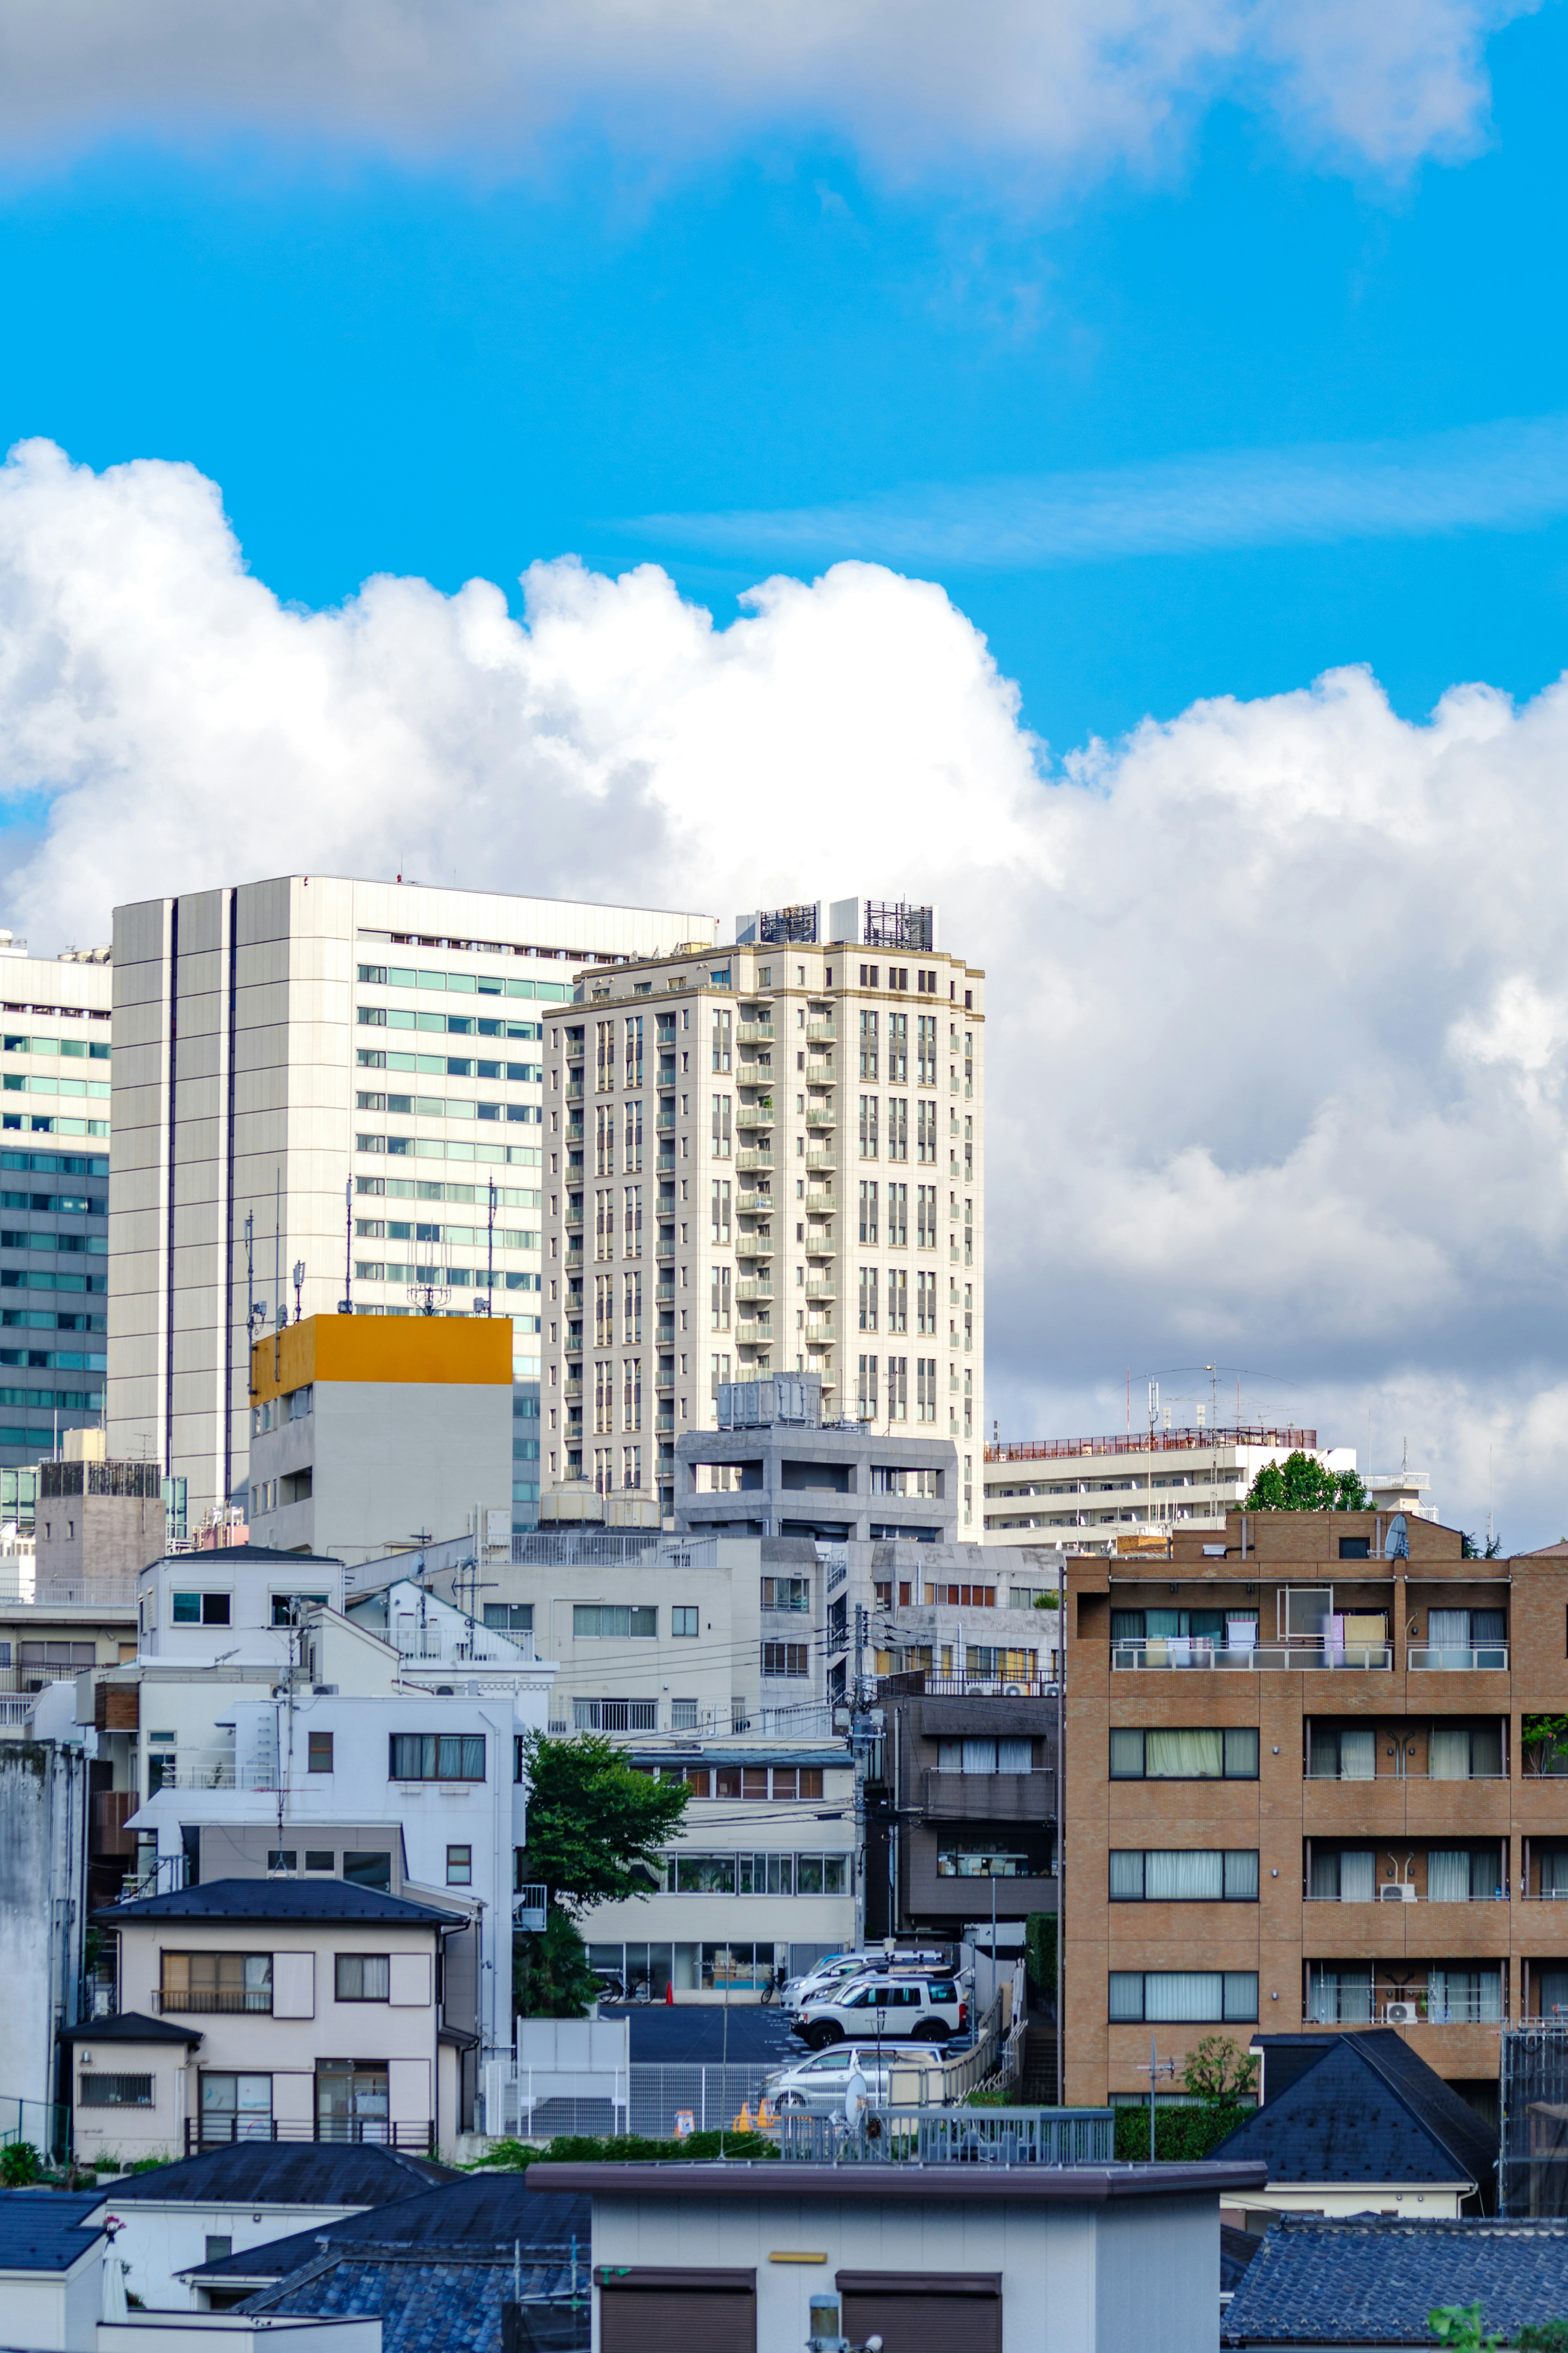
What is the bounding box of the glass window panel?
[1108,1972,1144,2022]
[1339,1851,1376,1903]
[1223,1973,1259,2022]
[961,1739,996,1775]
[1309,1850,1341,1901]
[1471,1724,1503,1776]
[1146,1850,1222,1900]
[1339,1729,1375,1780]
[996,1738,1032,1774]
[1145,1729,1223,1778]
[1223,1727,1260,1779]
[1108,1851,1144,1900]
[1428,1609,1470,1645]
[1426,1850,1472,1903]
[1224,1849,1259,1900]
[1108,1729,1143,1779]
[1429,1728,1472,1780]
[1145,1972,1223,2022]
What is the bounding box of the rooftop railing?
[986,1427,1317,1463]
[776,2105,1114,2166]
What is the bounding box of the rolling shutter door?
[597,2266,755,2353]
[838,2270,1002,2353]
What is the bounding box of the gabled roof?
[189,2173,587,2284]
[1223,2216,1568,2345]
[1212,2032,1494,2190]
[238,2250,584,2353]
[60,2011,201,2047]
[0,2192,104,2272]
[95,1876,461,1927]
[94,2141,456,2208]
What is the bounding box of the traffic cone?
[735,2101,753,2133]
[665,1981,674,2005]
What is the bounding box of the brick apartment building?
[1063,1510,1568,2115]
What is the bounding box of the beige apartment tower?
[107,878,716,1528]
[539,898,985,1529]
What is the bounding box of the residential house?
[0,2190,108,2353]
[1222,2215,1568,2349]
[864,1683,1058,1943]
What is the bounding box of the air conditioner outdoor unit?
[1379,1883,1417,1903]
[1385,2000,1420,2025]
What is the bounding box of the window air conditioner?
[1379,1883,1417,1903]
[1385,2000,1420,2025]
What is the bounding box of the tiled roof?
[242,2250,587,2353]
[0,2192,103,2272]
[96,2141,456,2208]
[1223,2217,1568,2345]
[191,2174,587,2282]
[59,2011,201,2047]
[1210,2034,1494,2188]
[1221,2226,1263,2295]
[96,1877,461,1926]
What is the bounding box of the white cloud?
[2,436,1568,1541]
[631,412,1568,571]
[0,0,1534,181]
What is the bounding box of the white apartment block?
[0,938,113,1473]
[539,898,985,1530]
[105,878,715,1530]
[983,1422,1359,1550]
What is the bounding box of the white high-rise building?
[106,879,716,1529]
[539,897,986,1529]
[983,1422,1359,1550]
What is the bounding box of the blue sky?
[3,2,1565,756]
[5,0,1568,1532]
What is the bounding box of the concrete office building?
[0,939,113,1472]
[105,878,717,1534]
[540,897,985,1531]
[675,1374,958,1544]
[245,1313,515,1566]
[984,1423,1360,1550]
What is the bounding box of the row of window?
[646,1764,828,1800]
[570,1604,700,1639]
[2,1074,110,1098]
[354,1262,542,1290]
[0,1267,106,1295]
[355,1219,539,1250]
[356,1175,541,1210]
[1111,1850,1260,1901]
[359,1007,546,1040]
[0,1229,107,1254]
[158,1951,428,2006]
[357,963,567,1001]
[2,1115,109,1139]
[1109,1972,1258,2024]
[2,1035,109,1059]
[1110,1728,1261,1780]
[0,1190,101,1215]
[356,1135,543,1167]
[0,1378,102,1402]
[657,1852,851,1895]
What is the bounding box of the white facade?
[0,944,113,1472]
[539,903,985,1531]
[983,1426,1359,1550]
[106,877,716,1528]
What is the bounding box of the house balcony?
[1111,1636,1391,1672]
[806,1277,836,1302]
[805,1147,836,1172]
[805,1062,834,1086]
[736,1104,775,1131]
[737,1021,774,1044]
[655,1282,675,1306]
[1408,1646,1509,1672]
[655,1109,675,1133]
[736,1319,773,1345]
[187,2118,436,2154]
[804,1190,834,1214]
[919,1769,1055,1821]
[806,1022,836,1045]
[806,1104,836,1131]
[735,1233,774,1260]
[737,1149,773,1171]
[804,1228,835,1257]
[737,1277,774,1303]
[563,1377,582,1401]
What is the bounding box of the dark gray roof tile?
[1223,2216,1568,2345]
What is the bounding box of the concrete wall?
[0,1740,86,2112]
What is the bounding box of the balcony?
[804,1190,834,1214]
[736,1104,774,1130]
[563,1378,582,1401]
[157,1988,272,2014]
[656,1152,675,1174]
[737,1149,773,1171]
[565,1121,584,1145]
[805,1147,836,1172]
[655,1281,675,1305]
[655,1109,675,1133]
[805,1062,834,1086]
[655,1412,674,1434]
[565,1079,583,1102]
[737,1276,774,1302]
[564,1245,583,1270]
[737,1021,774,1044]
[735,1191,769,1213]
[565,1209,584,1233]
[1409,1645,1509,1671]
[187,2118,435,2154]
[920,1769,1055,1821]
[655,1238,675,1265]
[1112,1636,1391,1672]
[805,1321,835,1345]
[806,1104,836,1130]
[804,1228,835,1257]
[574,1697,659,1732]
[736,1319,773,1345]
[806,1022,836,1046]
[655,1374,674,1395]
[735,1232,774,1260]
[805,1276,836,1301]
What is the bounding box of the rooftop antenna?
[340,1179,353,1316]
[474,1177,496,1316]
[292,1259,305,1325]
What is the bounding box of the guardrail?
[1113,1638,1391,1672]
[1408,1645,1509,1671]
[777,2105,1115,2165]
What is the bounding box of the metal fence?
[481,2063,780,2142]
[1502,2024,1568,2214]
[0,2097,71,2162]
[777,2105,1115,2166]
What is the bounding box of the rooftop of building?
[1209,2031,1496,2190]
[250,1314,514,1407]
[988,1425,1322,1465]
[1221,2215,1568,2346]
[192,2173,586,2289]
[95,1876,464,1928]
[92,2141,457,2209]
[0,2190,104,2272]
[525,2159,1267,2205]
[59,2012,202,2047]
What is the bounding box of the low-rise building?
[0,2190,109,2353]
[675,1374,957,1545]
[866,1684,1058,1943]
[72,1879,467,2163]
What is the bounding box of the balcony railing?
[1306,1766,1508,1781]
[572,1698,659,1732]
[1409,1646,1509,1671]
[157,1988,273,2014]
[186,2117,435,2153]
[777,2107,1113,2166]
[1113,1637,1391,1672]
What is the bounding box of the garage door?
[839,2269,1002,2353]
[597,2265,756,2353]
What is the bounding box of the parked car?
[793,1973,967,2048]
[762,2041,949,2112]
[782,1949,951,2014]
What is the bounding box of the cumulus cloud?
[0,0,1534,180]
[2,437,1568,1540]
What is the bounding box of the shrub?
[0,2143,42,2186]
[1113,2105,1247,2163]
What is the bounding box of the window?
[763,1641,811,1677]
[1108,1726,1258,1779]
[672,1606,699,1637]
[937,1737,1031,1773]
[342,1851,392,1889]
[267,1851,296,1873]
[886,1269,907,1332]
[172,1591,231,1626]
[446,1844,473,1886]
[917,1183,937,1246]
[917,1356,938,1422]
[1109,1972,1257,2023]
[710,1263,731,1331]
[711,1094,732,1158]
[887,1182,907,1247]
[888,1097,908,1161]
[272,1592,328,1625]
[305,1851,335,1872]
[886,1355,907,1421]
[484,1603,535,1633]
[205,2237,233,2264]
[1110,1851,1260,1901]
[859,1008,878,1080]
[574,1604,658,1638]
[199,2074,272,2139]
[80,2073,152,2106]
[335,1954,391,2002]
[160,1954,272,2013]
[858,1095,879,1158]
[710,1008,731,1073]
[858,1180,878,1245]
[858,1267,878,1332]
[307,1732,334,1773]
[389,1733,486,1780]
[710,1178,731,1245]
[762,1575,811,1612]
[623,1097,643,1173]
[936,1833,1051,1878]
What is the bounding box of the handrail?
[776,2104,1115,2165]
[1114,1637,1390,1672]
[987,1427,1316,1462]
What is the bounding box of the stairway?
[1020,2020,1058,2105]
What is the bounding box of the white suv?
[782,1949,951,2016]
[795,1973,967,2049]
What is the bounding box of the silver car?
[762,2041,949,2113]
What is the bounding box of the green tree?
[0,2143,41,2186]
[1429,2305,1501,2351]
[516,1731,690,1916]
[513,1908,601,2019]
[1182,2033,1258,2105]
[1244,1451,1369,1512]
[1522,1716,1568,1777]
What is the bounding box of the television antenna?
[408,1227,450,1317]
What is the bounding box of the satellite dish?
[1387,1513,1410,1560]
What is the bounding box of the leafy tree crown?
[1244,1451,1369,1513]
[516,1731,690,1918]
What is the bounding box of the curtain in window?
[1428,1969,1501,2024]
[996,1738,1032,1774]
[1429,1847,1474,1900]
[1309,1851,1341,1901]
[1224,1850,1259,1900]
[962,1739,997,1775]
[1542,1851,1568,1898]
[1146,1850,1223,1900]
[1471,1724,1503,1776]
[1339,1851,1376,1903]
[1145,1610,1183,1638]
[1471,1850,1500,1900]
[1339,1729,1376,1781]
[1428,1609,1470,1645]
[1145,1972,1223,2022]
[1539,1969,1568,2018]
[1309,1731,1339,1778]
[1429,1728,1471,1779]
[1471,1610,1506,1644]
[1110,1612,1145,1641]
[1307,1967,1372,2024]
[1223,1727,1260,1778]
[1109,1853,1145,1900]
[1146,1729,1222,1778]
[937,1740,961,1771]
